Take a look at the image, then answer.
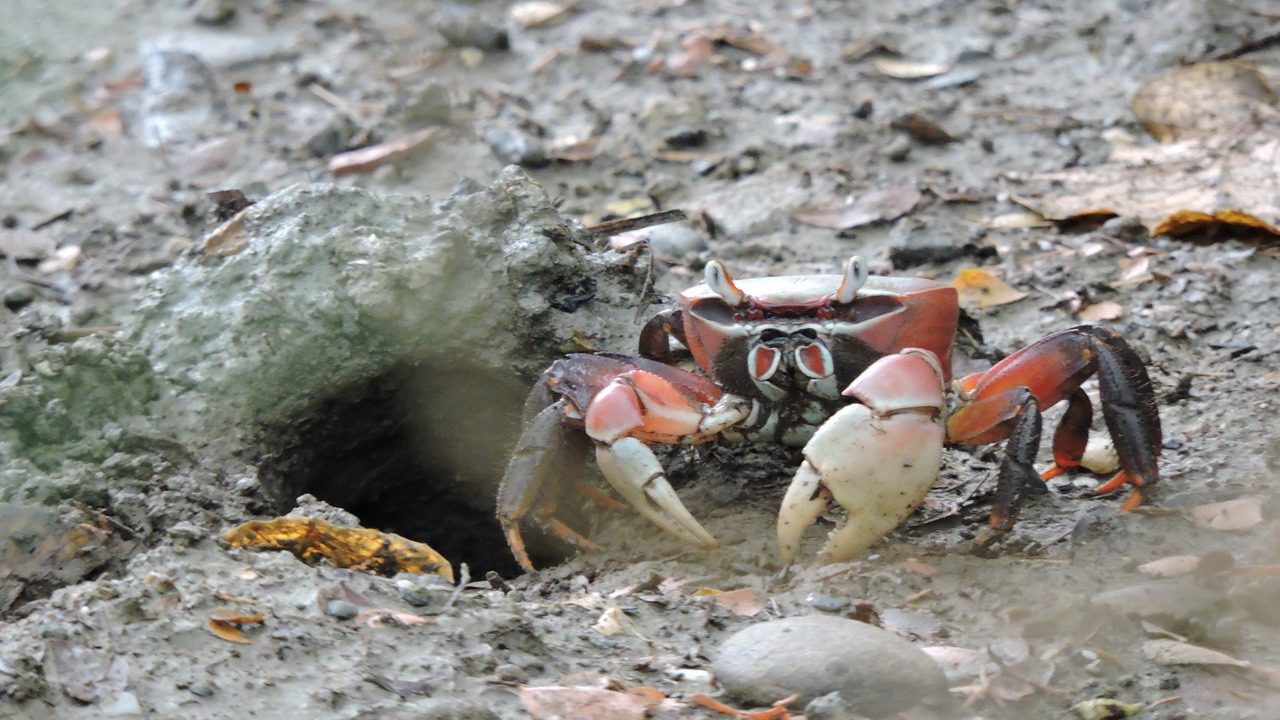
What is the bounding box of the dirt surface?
[3,1,1280,718]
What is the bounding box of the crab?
[497,257,1162,571]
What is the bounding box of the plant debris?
[221,517,453,580]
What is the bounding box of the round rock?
[712,615,948,718]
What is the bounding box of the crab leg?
[778,349,947,563]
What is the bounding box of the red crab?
[498,257,1161,571]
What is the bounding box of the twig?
[1208,28,1280,60]
[443,562,470,612]
[586,209,688,238]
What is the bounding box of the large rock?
[713,615,949,718]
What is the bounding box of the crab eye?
[834,256,869,304]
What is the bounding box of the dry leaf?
[592,606,630,635]
[1143,639,1249,668]
[80,108,124,137]
[509,1,572,27]
[1137,555,1201,578]
[1190,497,1263,531]
[791,184,921,229]
[222,517,453,581]
[713,588,766,617]
[890,113,960,144]
[1072,698,1145,719]
[899,558,939,576]
[208,607,265,644]
[327,127,445,177]
[200,210,250,256]
[1010,132,1280,238]
[521,686,651,720]
[873,57,952,79]
[950,268,1028,309]
[1078,301,1123,321]
[354,609,433,628]
[1131,62,1277,143]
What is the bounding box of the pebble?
[3,286,35,312]
[806,593,850,613]
[712,615,948,717]
[883,135,912,162]
[325,600,360,620]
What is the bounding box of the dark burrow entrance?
[254,365,576,579]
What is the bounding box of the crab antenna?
[834,256,869,304]
[705,260,747,307]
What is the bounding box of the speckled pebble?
[713,615,948,718]
[806,593,850,613]
[325,600,359,620]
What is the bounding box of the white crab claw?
[778,350,947,564]
[596,437,720,549]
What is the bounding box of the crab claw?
[778,349,947,564]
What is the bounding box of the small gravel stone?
[325,600,360,620]
[713,615,948,718]
[189,683,215,697]
[3,286,35,311]
[806,593,850,613]
[494,663,527,683]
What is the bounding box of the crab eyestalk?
[834,255,869,304]
[777,349,947,564]
[704,259,748,307]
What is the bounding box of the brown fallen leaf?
[199,209,250,256]
[1078,301,1123,321]
[1136,555,1201,578]
[1189,497,1263,532]
[713,588,767,617]
[327,127,445,177]
[1142,639,1249,668]
[1010,128,1280,238]
[950,268,1027,309]
[1131,62,1278,143]
[521,686,653,720]
[222,517,453,581]
[353,609,433,628]
[791,184,921,229]
[80,108,124,137]
[208,607,265,645]
[890,113,960,144]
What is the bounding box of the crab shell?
[676,273,959,393]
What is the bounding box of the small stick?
[586,209,687,238]
[443,562,470,612]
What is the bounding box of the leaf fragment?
[222,517,453,581]
[1132,62,1277,143]
[521,686,654,720]
[791,184,920,229]
[1072,698,1144,720]
[1143,639,1248,668]
[712,588,767,617]
[208,607,265,644]
[950,268,1027,309]
[1189,497,1263,532]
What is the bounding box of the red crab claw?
[777,349,947,564]
[498,353,751,571]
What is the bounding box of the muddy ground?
[3,0,1280,718]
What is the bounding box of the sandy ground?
[3,0,1280,718]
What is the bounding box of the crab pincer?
[777,349,947,564]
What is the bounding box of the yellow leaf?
[950,268,1027,309]
[222,517,453,581]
